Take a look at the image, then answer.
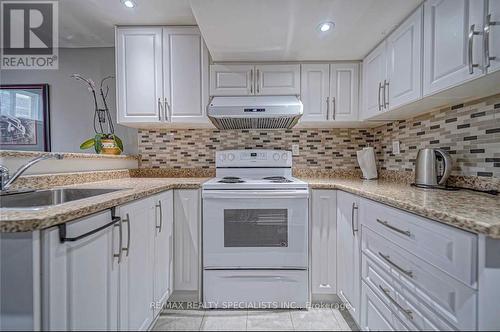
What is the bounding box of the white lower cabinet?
[311,190,337,298]
[173,189,201,298]
[361,282,408,331]
[41,191,174,331]
[153,191,174,317]
[336,191,361,325]
[41,210,120,331]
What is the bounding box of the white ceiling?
[60,0,422,61]
[190,0,423,61]
[59,0,196,48]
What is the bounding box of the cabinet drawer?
[203,270,308,308]
[361,281,409,331]
[361,198,477,286]
[363,252,456,331]
[362,227,477,330]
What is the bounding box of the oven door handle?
[202,190,309,199]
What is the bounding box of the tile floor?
[152,307,358,331]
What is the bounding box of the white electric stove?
[202,149,309,309]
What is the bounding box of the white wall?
[0,48,138,154]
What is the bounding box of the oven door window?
[224,209,288,247]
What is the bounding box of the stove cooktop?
[204,176,308,190]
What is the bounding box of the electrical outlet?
[392,140,400,155]
[292,144,300,156]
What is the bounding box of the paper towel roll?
[357,147,378,180]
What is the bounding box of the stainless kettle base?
[411,183,459,191]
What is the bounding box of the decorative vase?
[100,139,122,155]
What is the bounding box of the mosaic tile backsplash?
[138,94,500,178]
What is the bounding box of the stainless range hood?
[207,96,303,130]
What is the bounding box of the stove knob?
[281,153,288,161]
[219,153,226,161]
[273,153,280,161]
[228,153,235,161]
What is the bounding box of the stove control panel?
[216,149,292,168]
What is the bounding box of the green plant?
[80,133,123,154]
[72,74,123,154]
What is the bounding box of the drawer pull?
[376,218,411,237]
[378,285,413,320]
[379,252,413,278]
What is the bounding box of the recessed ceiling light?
[121,0,136,8]
[318,21,335,33]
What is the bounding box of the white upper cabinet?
[386,6,423,109]
[209,64,300,96]
[330,63,359,121]
[255,64,300,95]
[311,190,337,297]
[116,27,163,123]
[362,42,388,119]
[163,27,209,123]
[423,0,485,96]
[300,64,330,122]
[210,64,254,96]
[486,0,500,73]
[300,63,359,123]
[116,26,209,125]
[362,5,423,119]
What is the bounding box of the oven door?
[202,189,308,269]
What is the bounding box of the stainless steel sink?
[0,188,125,209]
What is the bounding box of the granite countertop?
[302,177,500,238]
[0,177,208,233]
[2,175,500,238]
[0,149,139,160]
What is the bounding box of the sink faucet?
[0,153,64,192]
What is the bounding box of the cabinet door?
[119,198,155,331]
[255,64,300,95]
[423,0,485,96]
[486,0,500,73]
[174,190,201,294]
[362,42,387,120]
[210,64,255,96]
[163,27,209,123]
[116,27,163,123]
[360,282,409,331]
[387,6,423,109]
[337,191,361,325]
[41,211,119,331]
[300,64,330,122]
[330,63,359,121]
[311,190,337,296]
[153,191,174,317]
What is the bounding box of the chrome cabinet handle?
[351,202,358,236]
[256,69,260,94]
[379,252,413,278]
[384,80,389,108]
[378,285,413,320]
[485,13,499,69]
[326,97,330,120]
[158,98,163,121]
[113,219,123,263]
[250,69,254,94]
[122,213,131,256]
[376,218,411,237]
[469,24,482,74]
[156,200,163,232]
[164,98,171,122]
[377,82,382,111]
[332,97,336,120]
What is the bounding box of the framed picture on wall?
[0,84,51,152]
